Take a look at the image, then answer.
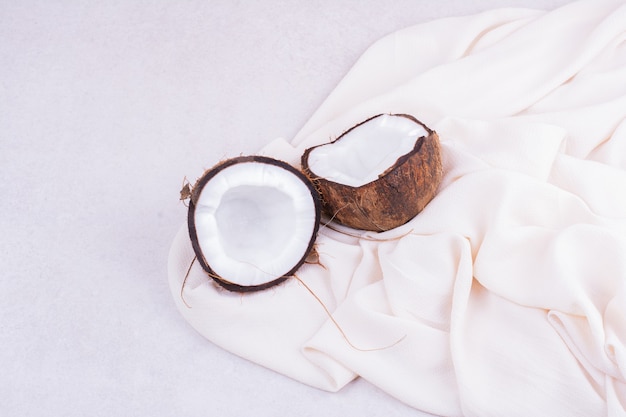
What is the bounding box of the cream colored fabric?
[168,1,626,415]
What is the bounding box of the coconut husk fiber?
[169,1,626,415]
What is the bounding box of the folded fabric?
[168,1,626,415]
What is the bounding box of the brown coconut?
[187,155,321,292]
[301,114,442,232]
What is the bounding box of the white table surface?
[1,1,575,415]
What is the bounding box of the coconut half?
[187,156,321,292]
[301,113,442,231]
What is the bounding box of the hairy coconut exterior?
[187,155,322,292]
[301,114,443,232]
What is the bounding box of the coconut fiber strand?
[168,0,626,415]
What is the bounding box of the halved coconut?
[301,113,442,231]
[188,156,321,292]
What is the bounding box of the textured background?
[0,1,575,416]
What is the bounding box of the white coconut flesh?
[193,161,318,287]
[306,114,429,187]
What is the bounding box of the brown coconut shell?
[187,155,322,292]
[301,114,442,232]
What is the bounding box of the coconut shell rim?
[187,155,322,293]
[301,113,437,190]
